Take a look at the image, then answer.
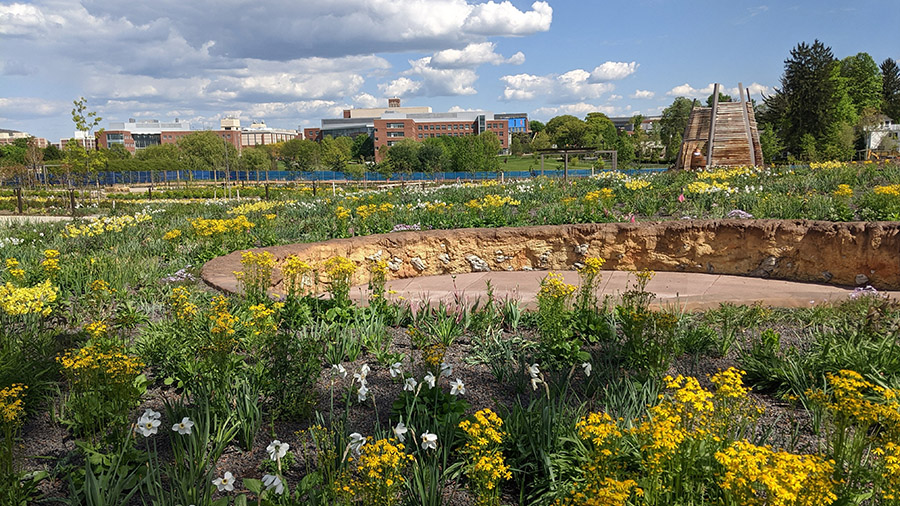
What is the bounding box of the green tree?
[320,136,351,171]
[178,131,237,178]
[705,91,732,107]
[840,52,883,114]
[532,131,552,151]
[529,120,545,134]
[882,58,900,121]
[43,144,63,161]
[240,146,271,175]
[475,131,501,172]
[106,143,131,160]
[279,138,320,171]
[350,134,374,161]
[659,97,698,161]
[759,123,784,163]
[67,97,106,185]
[385,139,421,178]
[765,40,839,156]
[418,139,447,175]
[584,112,618,150]
[546,115,586,147]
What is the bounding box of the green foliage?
[882,58,900,123]
[660,97,699,161]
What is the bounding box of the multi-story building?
[0,129,48,148]
[495,113,530,134]
[98,117,300,154]
[372,111,508,160]
[60,131,98,150]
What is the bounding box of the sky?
[1,0,898,143]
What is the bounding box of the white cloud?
[462,1,552,36]
[380,77,424,97]
[447,105,481,112]
[609,94,622,101]
[430,42,525,69]
[0,97,67,118]
[631,89,655,99]
[589,61,638,82]
[668,82,773,100]
[0,3,63,35]
[532,102,621,119]
[353,93,381,108]
[380,56,479,97]
[501,69,616,102]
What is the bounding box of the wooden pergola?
[534,148,618,181]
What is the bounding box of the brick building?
[372,111,508,160]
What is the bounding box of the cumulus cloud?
[462,1,552,36]
[501,69,616,103]
[532,102,622,119]
[631,89,655,99]
[430,42,524,69]
[353,93,381,108]
[0,3,64,36]
[379,56,479,97]
[589,61,638,82]
[668,82,772,99]
[0,97,68,118]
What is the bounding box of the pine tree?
[882,58,900,122]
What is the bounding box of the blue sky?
[1,0,898,143]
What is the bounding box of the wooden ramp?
[676,83,763,169]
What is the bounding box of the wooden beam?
[738,83,757,166]
[707,83,720,167]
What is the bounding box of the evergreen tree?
[882,58,900,122]
[659,97,698,161]
[840,53,883,114]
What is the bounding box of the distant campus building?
[305,99,528,161]
[97,117,301,155]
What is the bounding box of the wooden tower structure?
[675,83,764,169]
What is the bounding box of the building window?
[418,134,423,138]
[386,122,405,129]
[387,132,404,138]
[418,125,423,130]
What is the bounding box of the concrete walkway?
[352,271,899,311]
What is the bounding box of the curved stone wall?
[201,220,900,295]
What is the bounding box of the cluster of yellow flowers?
[874,184,900,197]
[324,256,357,282]
[4,258,24,280]
[875,442,900,500]
[189,215,254,236]
[167,286,198,320]
[578,257,605,277]
[162,229,182,241]
[0,384,27,426]
[583,188,615,204]
[235,251,276,295]
[227,200,284,215]
[91,278,116,297]
[209,295,238,338]
[624,179,652,191]
[246,302,281,337]
[465,194,521,210]
[351,438,412,505]
[715,440,837,506]
[335,206,351,220]
[41,249,60,277]
[810,160,845,170]
[833,184,853,198]
[538,272,576,301]
[281,255,313,296]
[57,344,144,386]
[556,477,642,506]
[685,180,734,194]
[424,201,452,212]
[0,279,58,316]
[62,212,151,238]
[459,409,512,505]
[356,203,395,220]
[696,166,756,181]
[577,412,622,450]
[84,320,108,339]
[808,369,900,436]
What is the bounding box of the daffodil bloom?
[528,363,541,378]
[136,414,161,437]
[349,432,366,454]
[424,372,436,388]
[143,408,161,420]
[404,377,418,391]
[393,421,408,442]
[172,417,193,435]
[354,364,370,385]
[421,431,438,450]
[267,440,289,461]
[390,362,403,378]
[440,361,453,377]
[450,378,466,396]
[582,362,592,377]
[213,471,235,492]
[357,383,369,402]
[331,363,347,379]
[262,473,284,494]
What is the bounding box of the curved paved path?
[351,271,899,311]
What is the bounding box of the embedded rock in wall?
[202,220,900,296]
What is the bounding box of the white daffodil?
[142,408,161,420]
[393,421,408,442]
[531,377,543,391]
[213,471,235,492]
[528,363,541,378]
[349,432,366,454]
[267,440,289,461]
[389,362,403,378]
[424,372,436,388]
[404,377,418,391]
[172,417,194,435]
[450,378,466,396]
[440,361,453,377]
[353,364,370,385]
[357,383,369,402]
[262,473,284,495]
[421,431,438,450]
[331,363,347,379]
[136,415,161,437]
[582,362,592,377]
